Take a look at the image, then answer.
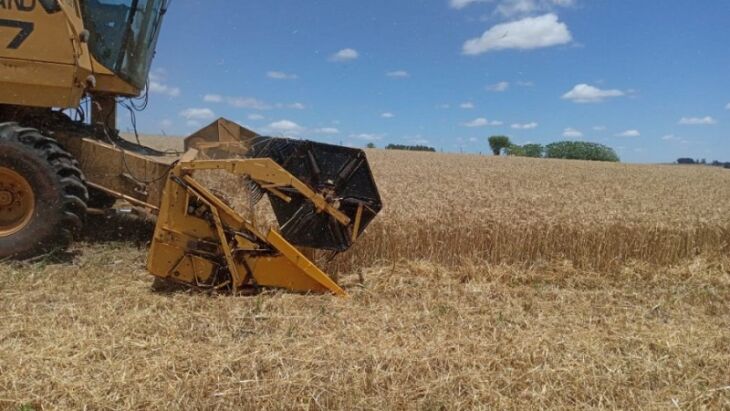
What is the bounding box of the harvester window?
[82,0,167,89]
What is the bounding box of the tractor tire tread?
[0,122,89,258]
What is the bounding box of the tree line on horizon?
[677,158,730,168]
[381,143,436,152]
[367,136,620,162]
[488,136,620,163]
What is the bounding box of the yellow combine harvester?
[0,1,382,296]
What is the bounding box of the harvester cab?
[81,0,168,91]
[0,1,382,296]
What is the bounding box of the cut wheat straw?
[2,137,724,409]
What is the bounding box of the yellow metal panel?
[55,135,173,208]
[209,206,245,291]
[0,0,92,108]
[91,61,141,96]
[352,203,364,241]
[234,234,259,251]
[245,255,336,294]
[184,118,259,152]
[0,3,77,64]
[170,254,216,283]
[170,253,196,283]
[190,255,216,283]
[147,240,217,284]
[265,230,347,297]
[0,58,81,107]
[146,242,183,279]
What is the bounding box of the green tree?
[488,136,511,155]
[522,144,544,158]
[505,144,525,156]
[545,141,620,162]
[505,143,543,158]
[366,142,376,149]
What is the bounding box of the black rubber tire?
[0,123,88,258]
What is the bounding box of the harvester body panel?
[0,0,167,108]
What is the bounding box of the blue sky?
[129,0,730,163]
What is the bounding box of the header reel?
[247,137,382,251]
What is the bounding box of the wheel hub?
[0,190,11,206]
[0,167,35,237]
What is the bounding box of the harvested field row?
[1,246,728,409]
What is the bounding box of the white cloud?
[147,69,180,97]
[186,120,201,128]
[516,80,534,87]
[563,127,583,138]
[387,70,410,78]
[204,94,271,110]
[350,133,384,141]
[267,120,304,134]
[314,127,340,135]
[662,134,679,141]
[468,137,479,142]
[381,112,395,118]
[160,119,173,129]
[267,71,298,80]
[205,96,304,111]
[404,134,430,145]
[593,125,607,131]
[439,104,451,109]
[228,97,271,110]
[460,102,475,109]
[203,94,223,103]
[496,0,576,17]
[726,103,730,110]
[487,81,510,92]
[449,0,487,9]
[148,81,180,97]
[464,118,503,127]
[562,84,625,103]
[616,129,640,137]
[248,114,265,121]
[463,14,572,55]
[678,116,717,125]
[511,122,538,129]
[148,69,165,79]
[179,108,215,121]
[330,48,359,62]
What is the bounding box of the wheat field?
[1,140,729,409]
[336,150,730,272]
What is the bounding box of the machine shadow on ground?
[82,211,156,245]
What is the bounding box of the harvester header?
[148,127,383,296]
